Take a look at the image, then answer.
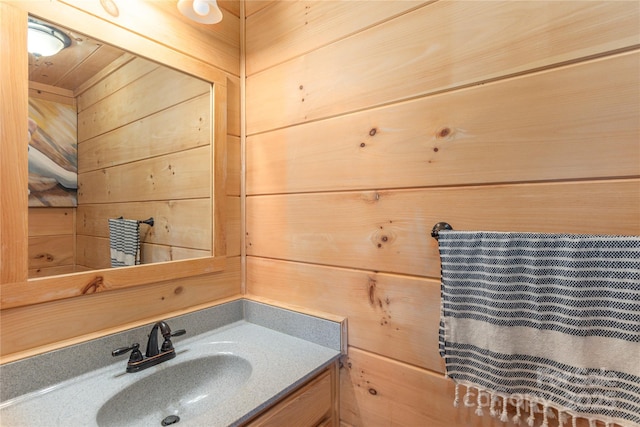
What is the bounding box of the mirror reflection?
[27,16,214,279]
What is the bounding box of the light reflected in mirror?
[27,16,214,279]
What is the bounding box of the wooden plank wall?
[244,2,640,426]
[28,208,76,278]
[0,0,241,360]
[27,86,78,278]
[75,57,213,269]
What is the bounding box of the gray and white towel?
[437,231,640,427]
[108,218,140,267]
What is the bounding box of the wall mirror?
[28,16,215,277]
[1,3,227,310]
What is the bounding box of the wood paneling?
[227,196,242,257]
[245,1,640,426]
[78,147,211,204]
[341,348,619,427]
[75,56,215,269]
[247,257,443,372]
[1,0,241,358]
[246,1,640,134]
[0,2,29,284]
[59,0,240,77]
[28,235,74,269]
[247,180,640,278]
[76,57,159,112]
[28,208,76,278]
[77,66,209,141]
[1,257,241,359]
[228,136,241,196]
[76,236,210,270]
[79,94,211,173]
[77,200,211,249]
[245,1,274,17]
[247,52,640,195]
[246,1,428,75]
[29,208,74,237]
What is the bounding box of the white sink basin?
[96,355,252,427]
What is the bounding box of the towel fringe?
[572,414,578,427]
[463,386,474,408]
[499,396,509,423]
[540,404,549,427]
[513,399,522,425]
[474,388,484,416]
[558,411,568,427]
[453,383,460,408]
[489,393,498,417]
[527,400,536,427]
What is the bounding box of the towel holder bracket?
[431,222,453,240]
[117,216,154,227]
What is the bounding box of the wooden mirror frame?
[0,1,227,309]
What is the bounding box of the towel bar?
[431,222,453,240]
[138,217,154,227]
[117,216,154,227]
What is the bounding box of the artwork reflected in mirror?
[28,99,78,207]
[27,17,214,279]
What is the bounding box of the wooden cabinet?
[245,363,337,427]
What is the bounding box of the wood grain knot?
[438,127,451,138]
[81,276,104,294]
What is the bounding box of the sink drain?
[161,415,180,426]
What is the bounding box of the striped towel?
[437,231,640,427]
[108,218,140,267]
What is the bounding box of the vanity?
[0,299,345,426]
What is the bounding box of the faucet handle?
[112,343,143,363]
[160,329,186,352]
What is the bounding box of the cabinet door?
[246,369,333,427]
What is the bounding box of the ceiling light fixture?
[177,0,223,24]
[27,19,71,57]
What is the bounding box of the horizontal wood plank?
[246,0,428,75]
[246,1,640,134]
[246,180,640,278]
[76,235,210,270]
[78,146,211,204]
[77,199,211,249]
[78,66,210,141]
[28,235,74,269]
[29,265,77,278]
[247,257,444,372]
[55,43,126,92]
[76,56,159,112]
[247,52,640,194]
[78,93,211,173]
[2,256,226,310]
[245,1,275,17]
[1,257,240,357]
[28,207,74,237]
[341,347,610,427]
[59,0,240,77]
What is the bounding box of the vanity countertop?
[0,299,344,427]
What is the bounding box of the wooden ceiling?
[28,17,127,93]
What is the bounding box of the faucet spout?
[112,320,186,373]
[146,321,172,357]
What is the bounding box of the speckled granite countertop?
[0,299,344,427]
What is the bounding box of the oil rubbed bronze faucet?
[112,321,186,373]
